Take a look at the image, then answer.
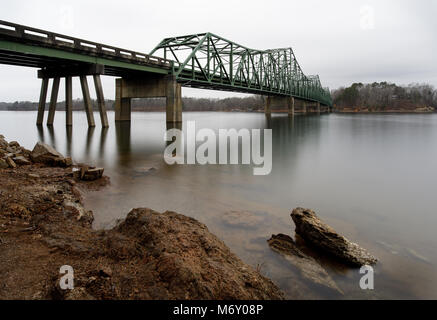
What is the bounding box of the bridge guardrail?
[0,20,173,69]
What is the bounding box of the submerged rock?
[222,210,266,229]
[268,234,343,295]
[74,167,104,181]
[291,208,377,267]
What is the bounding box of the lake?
[1,110,437,299]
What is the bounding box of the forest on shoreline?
[332,82,437,112]
[1,82,436,113]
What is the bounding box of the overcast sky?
[1,0,436,102]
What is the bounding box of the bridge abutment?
[115,75,182,123]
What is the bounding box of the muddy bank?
[0,135,283,300]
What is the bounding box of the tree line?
[332,82,437,111]
[2,82,437,112]
[0,96,265,112]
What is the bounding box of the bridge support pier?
[93,75,109,127]
[65,76,73,126]
[36,78,49,125]
[265,96,295,114]
[47,77,60,126]
[80,76,96,127]
[264,96,271,115]
[115,75,182,123]
[289,97,295,116]
[37,65,108,127]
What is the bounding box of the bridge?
[0,20,332,127]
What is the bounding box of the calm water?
[1,110,437,299]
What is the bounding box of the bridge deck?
[0,20,172,76]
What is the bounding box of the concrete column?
[265,96,271,114]
[303,101,307,114]
[36,78,49,125]
[288,97,295,116]
[115,78,131,122]
[166,76,182,123]
[80,76,96,127]
[65,76,73,126]
[317,101,321,114]
[93,75,109,127]
[47,77,60,126]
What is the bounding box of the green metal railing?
[151,33,332,106]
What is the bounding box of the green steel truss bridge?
[150,33,331,106]
[0,20,332,127]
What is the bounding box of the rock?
[291,208,377,267]
[13,156,31,166]
[0,138,8,149]
[28,173,40,179]
[31,142,65,166]
[5,157,16,169]
[9,141,20,148]
[113,208,284,300]
[222,210,266,229]
[81,168,104,181]
[133,166,157,177]
[268,234,343,295]
[0,158,8,169]
[62,157,73,167]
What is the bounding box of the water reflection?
[1,111,437,299]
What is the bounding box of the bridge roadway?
[0,20,332,127]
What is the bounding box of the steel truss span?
[151,33,332,106]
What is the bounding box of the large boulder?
[112,208,284,300]
[291,208,377,267]
[268,234,343,295]
[31,142,71,167]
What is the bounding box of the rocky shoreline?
[0,135,283,300]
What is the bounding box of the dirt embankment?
[0,135,283,300]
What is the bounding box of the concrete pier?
[265,96,295,115]
[36,78,49,125]
[93,75,109,127]
[289,97,295,116]
[264,96,271,115]
[47,77,60,126]
[65,76,73,126]
[80,76,96,127]
[115,75,182,123]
